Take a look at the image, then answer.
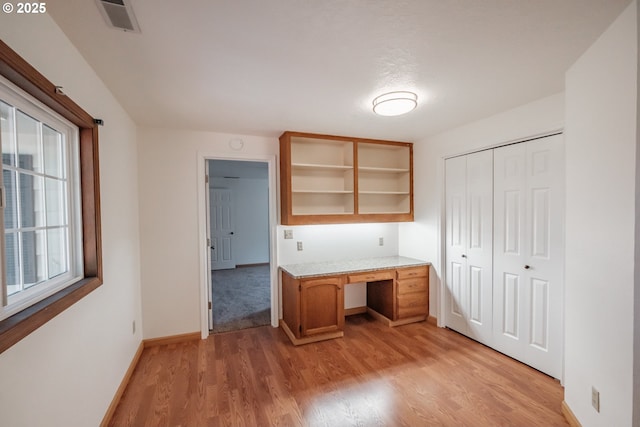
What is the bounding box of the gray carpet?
[211,264,271,333]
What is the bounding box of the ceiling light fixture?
[372,91,418,116]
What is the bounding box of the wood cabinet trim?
[396,266,428,280]
[280,131,414,225]
[347,269,394,283]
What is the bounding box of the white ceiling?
[49,0,630,142]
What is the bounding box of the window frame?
[0,39,102,354]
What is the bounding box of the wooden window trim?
[0,39,103,354]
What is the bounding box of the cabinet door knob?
[461,254,467,258]
[524,265,531,270]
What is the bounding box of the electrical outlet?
[297,241,303,251]
[284,229,293,239]
[132,320,136,335]
[592,386,600,412]
[379,237,384,246]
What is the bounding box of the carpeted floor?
[211,264,271,333]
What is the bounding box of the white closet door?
[445,150,493,342]
[445,155,468,334]
[493,134,564,379]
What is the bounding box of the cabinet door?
[300,276,344,336]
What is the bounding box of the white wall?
[564,2,637,425]
[211,176,269,265]
[0,14,142,427]
[400,93,565,317]
[138,128,278,339]
[277,222,400,309]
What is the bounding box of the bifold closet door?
[492,134,564,379]
[444,150,493,343]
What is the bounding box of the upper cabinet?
[280,131,414,225]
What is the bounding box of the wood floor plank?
[108,316,569,427]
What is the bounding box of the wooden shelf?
[293,163,353,171]
[292,190,354,194]
[280,131,413,224]
[359,191,410,195]
[358,167,410,173]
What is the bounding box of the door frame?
[197,152,278,339]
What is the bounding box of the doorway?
[207,159,271,333]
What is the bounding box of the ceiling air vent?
[95,0,141,33]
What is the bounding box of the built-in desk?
[279,256,430,345]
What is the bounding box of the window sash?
[0,76,84,320]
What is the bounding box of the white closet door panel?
[445,156,468,334]
[522,135,564,378]
[531,188,550,258]
[493,135,564,379]
[450,261,465,318]
[469,266,483,322]
[502,273,520,339]
[445,151,493,341]
[530,277,549,351]
[504,191,521,254]
[465,151,493,342]
[493,143,527,359]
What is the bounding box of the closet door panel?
[523,135,564,378]
[444,156,468,334]
[465,151,493,342]
[493,135,564,379]
[445,151,493,341]
[493,143,527,359]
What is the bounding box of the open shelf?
[281,132,413,224]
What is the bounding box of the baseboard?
[561,401,582,427]
[143,331,201,348]
[236,262,270,268]
[100,341,144,427]
[427,315,437,326]
[345,306,367,316]
[280,319,343,345]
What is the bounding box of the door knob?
[461,254,467,258]
[229,232,234,235]
[524,265,531,269]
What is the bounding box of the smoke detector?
[95,0,141,33]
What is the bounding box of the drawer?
[396,266,428,280]
[397,278,427,295]
[397,293,428,318]
[348,269,394,283]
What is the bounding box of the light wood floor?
[109,315,569,426]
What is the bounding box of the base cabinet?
[366,266,429,326]
[281,272,345,345]
[281,264,429,345]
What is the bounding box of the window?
[0,39,102,354]
[0,79,83,320]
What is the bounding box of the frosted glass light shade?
[372,91,418,116]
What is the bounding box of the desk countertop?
[279,256,430,279]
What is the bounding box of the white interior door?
[445,150,493,342]
[211,188,236,270]
[493,134,564,379]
